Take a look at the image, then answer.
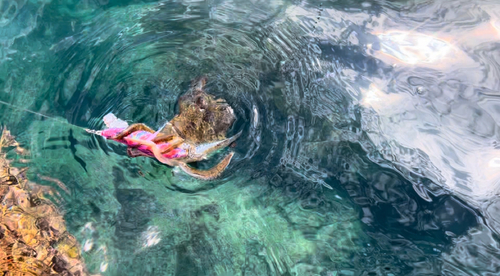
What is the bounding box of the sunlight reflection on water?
[360,8,500,201]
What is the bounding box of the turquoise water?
[2,0,500,275]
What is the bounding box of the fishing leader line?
[0,99,89,132]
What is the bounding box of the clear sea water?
[2,0,500,275]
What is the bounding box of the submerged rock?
[0,128,90,276]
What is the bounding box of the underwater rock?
[0,128,90,276]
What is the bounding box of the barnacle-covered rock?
[0,128,91,276]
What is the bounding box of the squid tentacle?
[178,152,234,180]
[124,137,177,166]
[112,123,155,140]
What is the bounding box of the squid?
[87,115,240,180]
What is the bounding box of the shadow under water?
[1,0,500,275]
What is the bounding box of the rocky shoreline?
[0,128,90,276]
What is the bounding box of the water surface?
[1,0,500,275]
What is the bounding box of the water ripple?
[2,0,500,275]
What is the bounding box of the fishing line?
[0,99,89,131]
